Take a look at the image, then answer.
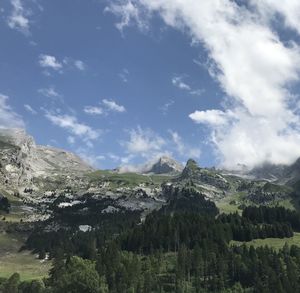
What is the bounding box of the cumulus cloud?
[107,0,300,169]
[39,55,85,73]
[39,54,62,71]
[45,112,100,145]
[102,99,126,112]
[252,0,300,35]
[189,109,228,126]
[124,126,165,156]
[24,104,37,115]
[7,0,30,34]
[0,94,24,129]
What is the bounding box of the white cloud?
[0,94,24,129]
[108,0,300,169]
[117,157,158,173]
[7,0,29,34]
[190,89,205,96]
[84,106,103,115]
[75,148,103,168]
[39,54,62,71]
[119,68,129,82]
[84,99,125,116]
[172,75,204,96]
[102,99,126,112]
[74,60,86,71]
[104,1,148,32]
[38,55,86,73]
[169,130,201,159]
[252,0,300,36]
[119,127,201,171]
[38,87,61,98]
[108,153,121,162]
[45,112,100,144]
[172,75,191,90]
[63,58,87,71]
[189,109,228,126]
[124,126,165,156]
[24,104,37,115]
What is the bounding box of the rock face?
[180,159,230,190]
[0,128,93,188]
[145,156,183,175]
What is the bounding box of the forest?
[1,190,300,292]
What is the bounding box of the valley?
[1,129,300,291]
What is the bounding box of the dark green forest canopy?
[3,190,300,292]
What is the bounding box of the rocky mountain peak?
[0,128,35,149]
[179,158,229,190]
[145,156,183,174]
[181,159,200,177]
[186,158,199,168]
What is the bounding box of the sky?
[1,0,300,171]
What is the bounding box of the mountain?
[0,128,93,188]
[144,156,183,175]
[279,158,300,187]
[244,162,286,182]
[1,129,299,225]
[237,158,300,187]
[180,159,230,190]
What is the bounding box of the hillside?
[1,131,300,292]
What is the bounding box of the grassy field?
[231,232,300,251]
[216,192,247,214]
[216,192,296,215]
[0,189,37,223]
[0,232,51,280]
[88,170,172,188]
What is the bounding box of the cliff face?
[0,128,93,188]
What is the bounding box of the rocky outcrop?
[180,159,230,190]
[0,128,93,189]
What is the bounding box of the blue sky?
[2,0,300,170]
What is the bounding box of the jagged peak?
[184,159,200,170]
[145,156,183,174]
